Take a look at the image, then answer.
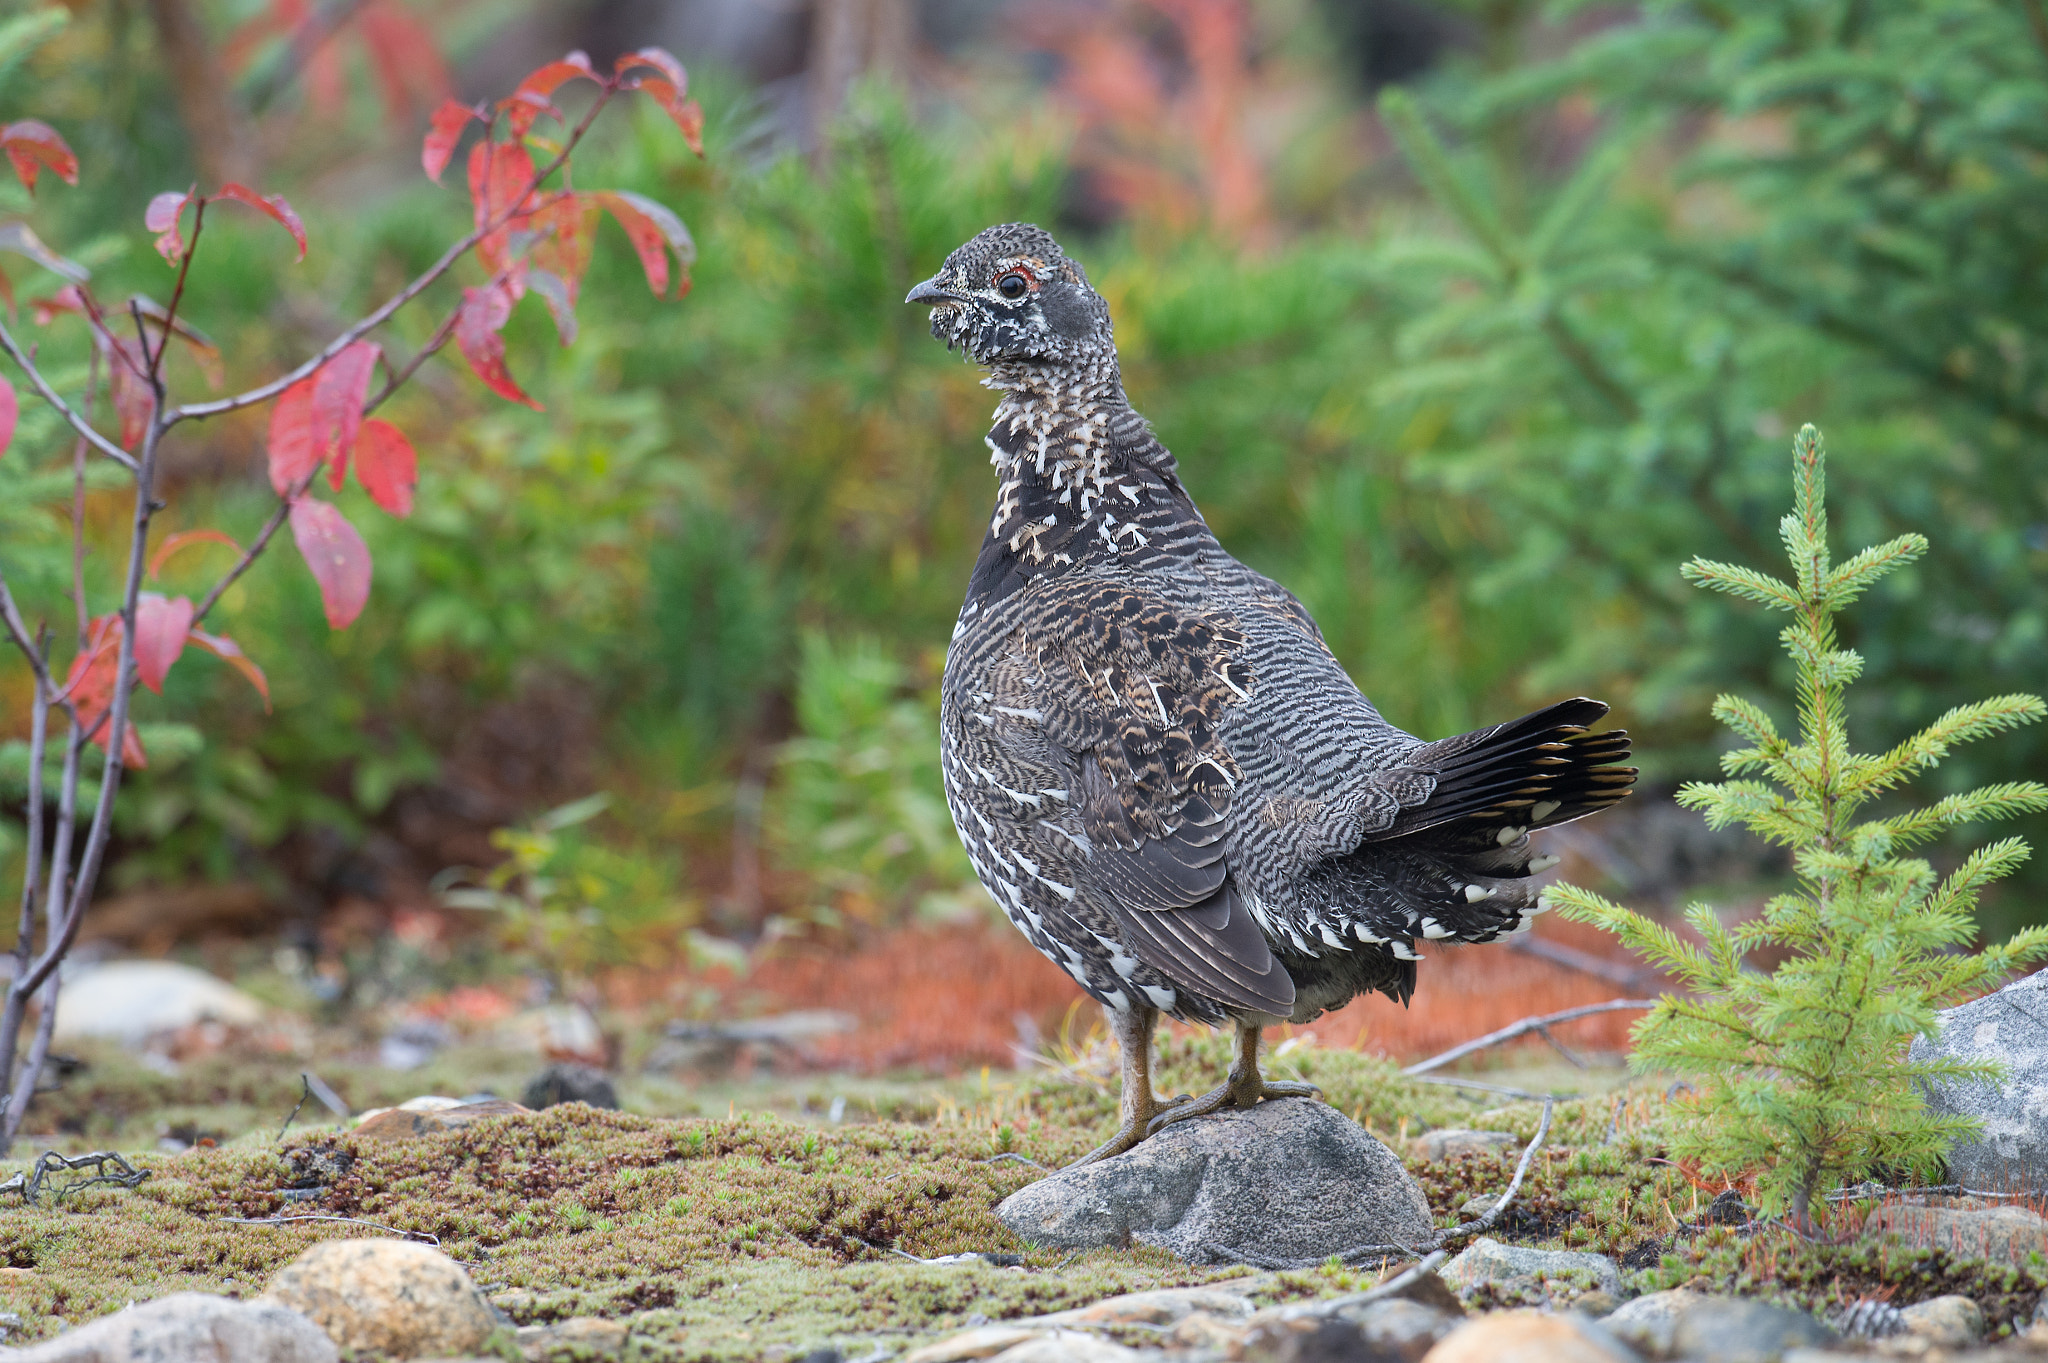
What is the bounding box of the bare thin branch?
[71,344,101,649]
[0,319,137,471]
[13,629,50,980]
[1403,999,1660,1076]
[0,568,62,700]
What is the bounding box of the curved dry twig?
[218,1214,439,1245]
[1403,1001,1659,1076]
[1440,1095,1555,1245]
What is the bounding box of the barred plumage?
[909,224,1636,1161]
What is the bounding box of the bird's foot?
[1145,1077,1322,1135]
[1065,1115,1149,1169]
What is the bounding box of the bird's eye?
[997,272,1029,299]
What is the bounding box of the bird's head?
[905,223,1113,368]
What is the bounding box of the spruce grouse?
[909,224,1636,1164]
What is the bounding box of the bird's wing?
[1024,579,1295,1016]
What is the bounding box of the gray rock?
[514,1316,628,1358]
[1030,1285,1259,1327]
[985,1334,1141,1363]
[1439,1236,1623,1298]
[0,1293,335,1363]
[1899,1294,1983,1347]
[995,1098,1433,1264]
[50,961,264,1045]
[261,1238,497,1357]
[520,1063,619,1111]
[1909,966,2048,1191]
[1863,1201,2048,1266]
[1669,1299,1834,1363]
[1423,1309,1641,1363]
[1603,1288,1714,1356]
[1415,1129,1519,1161]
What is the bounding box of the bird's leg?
[1066,1004,1164,1168]
[1147,1021,1322,1135]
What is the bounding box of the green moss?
[7,1035,2037,1357]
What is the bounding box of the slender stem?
[166,86,614,429]
[0,320,138,471]
[72,345,101,649]
[14,632,49,979]
[0,569,62,703]
[151,199,206,384]
[363,300,464,418]
[3,975,59,1144]
[0,714,73,1155]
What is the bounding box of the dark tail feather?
[1365,697,1636,844]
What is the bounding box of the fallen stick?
[1403,1000,1660,1076]
[218,1214,439,1245]
[1439,1096,1555,1245]
[1408,1075,1577,1101]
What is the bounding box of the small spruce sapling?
[1548,425,2048,1230]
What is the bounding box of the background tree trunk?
[145,0,254,186]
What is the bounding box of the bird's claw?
[1145,1078,1322,1135]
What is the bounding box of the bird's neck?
[973,348,1199,579]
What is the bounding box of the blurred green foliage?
[1,0,2044,944]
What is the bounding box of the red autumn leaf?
[1,120,79,194]
[422,98,480,183]
[189,629,270,709]
[103,335,154,448]
[526,193,597,344]
[518,51,599,101]
[189,628,271,711]
[0,374,15,459]
[63,615,147,768]
[354,418,418,517]
[146,190,194,264]
[212,184,308,262]
[289,497,372,629]
[358,0,453,126]
[594,191,695,297]
[268,377,320,495]
[31,283,86,326]
[149,528,243,579]
[312,340,381,489]
[498,90,562,138]
[134,592,194,694]
[454,282,542,409]
[468,140,538,277]
[614,47,686,89]
[629,78,705,157]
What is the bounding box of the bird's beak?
[905,275,957,306]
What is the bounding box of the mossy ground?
[1,1032,2040,1359]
